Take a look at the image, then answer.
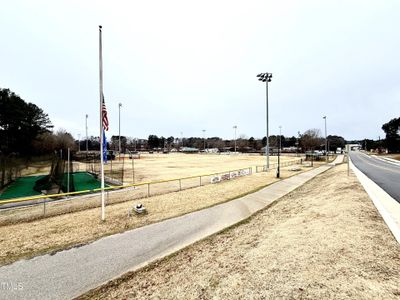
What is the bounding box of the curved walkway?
[0,157,343,300]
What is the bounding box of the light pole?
[323,116,327,162]
[119,103,122,155]
[257,72,273,171]
[297,131,301,157]
[181,132,183,148]
[277,126,282,178]
[85,114,89,155]
[202,129,206,151]
[233,125,237,153]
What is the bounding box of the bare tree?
[300,129,323,151]
[54,129,76,152]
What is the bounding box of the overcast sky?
[1,0,399,141]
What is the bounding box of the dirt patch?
[80,164,400,300]
[0,164,310,266]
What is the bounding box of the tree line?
[1,87,399,157]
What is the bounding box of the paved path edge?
[78,164,338,297]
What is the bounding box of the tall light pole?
[257,72,273,171]
[297,131,301,157]
[323,116,327,162]
[181,131,183,148]
[85,114,89,155]
[233,125,237,153]
[118,103,122,155]
[202,129,206,151]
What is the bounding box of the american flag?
[102,94,109,131]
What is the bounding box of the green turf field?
[0,175,45,200]
[0,172,104,201]
[70,172,103,191]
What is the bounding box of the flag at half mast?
[102,93,109,163]
[102,93,109,131]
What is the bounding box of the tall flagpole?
[99,25,105,221]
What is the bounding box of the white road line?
[354,152,400,173]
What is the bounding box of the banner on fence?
[210,169,251,184]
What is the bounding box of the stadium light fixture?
[257,72,273,170]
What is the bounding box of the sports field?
[116,153,301,183]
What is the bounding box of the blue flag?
[103,129,108,164]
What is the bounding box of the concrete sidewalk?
[0,161,339,300]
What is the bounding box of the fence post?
[147,183,150,197]
[43,199,46,216]
[199,176,202,186]
[179,179,182,191]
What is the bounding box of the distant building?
[205,148,219,153]
[180,147,199,153]
[346,144,362,151]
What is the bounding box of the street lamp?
[202,129,206,151]
[119,103,122,156]
[233,125,237,153]
[257,72,273,171]
[323,116,327,162]
[277,126,282,178]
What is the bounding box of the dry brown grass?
[81,164,400,300]
[0,154,304,225]
[388,154,400,161]
[106,153,300,184]
[0,164,310,267]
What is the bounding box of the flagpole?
[99,25,105,221]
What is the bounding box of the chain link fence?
[0,159,304,224]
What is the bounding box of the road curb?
[349,158,400,244]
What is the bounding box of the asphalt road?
[350,151,400,203]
